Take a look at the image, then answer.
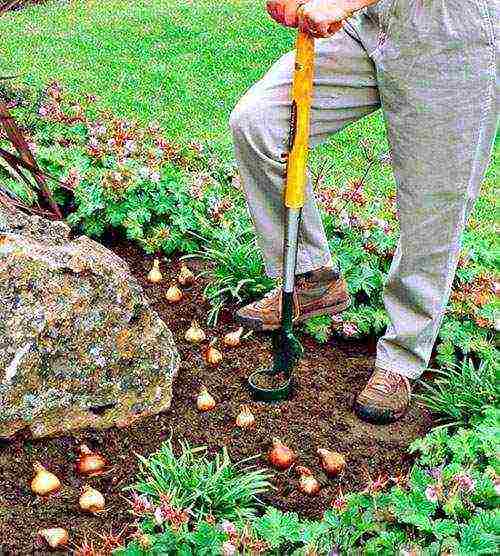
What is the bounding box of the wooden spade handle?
[284,30,314,209]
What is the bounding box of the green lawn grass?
[0,0,388,165]
[0,0,495,184]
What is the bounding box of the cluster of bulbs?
[33,445,107,548]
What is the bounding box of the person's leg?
[355,0,498,423]
[229,15,381,280]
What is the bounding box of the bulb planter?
[247,30,313,402]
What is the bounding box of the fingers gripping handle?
[284,31,315,209]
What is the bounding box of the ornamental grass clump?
[128,440,273,524]
[418,357,499,426]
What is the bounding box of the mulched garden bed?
[0,240,434,554]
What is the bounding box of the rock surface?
[0,206,179,438]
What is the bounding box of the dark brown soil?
[0,240,433,554]
[250,371,289,390]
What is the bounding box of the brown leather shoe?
[353,367,411,425]
[235,267,351,331]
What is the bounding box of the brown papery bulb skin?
[235,405,255,428]
[166,283,183,303]
[204,340,223,366]
[79,485,105,513]
[147,259,162,283]
[184,320,206,344]
[296,466,320,496]
[223,327,244,347]
[268,437,296,470]
[197,387,216,411]
[31,462,61,496]
[317,448,346,477]
[76,444,107,476]
[178,264,195,286]
[38,528,69,549]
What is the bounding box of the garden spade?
[247,28,315,401]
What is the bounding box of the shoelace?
[368,370,400,394]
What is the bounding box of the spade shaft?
[248,30,315,401]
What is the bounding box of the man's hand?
[266,0,309,28]
[266,1,377,38]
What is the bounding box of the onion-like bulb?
[147,259,162,283]
[38,528,68,548]
[223,327,244,347]
[296,466,320,496]
[31,462,61,496]
[75,444,107,477]
[138,534,152,549]
[197,386,216,411]
[166,282,182,303]
[267,437,296,470]
[184,320,206,344]
[79,485,105,513]
[317,448,346,477]
[178,263,195,286]
[204,338,223,366]
[235,405,255,428]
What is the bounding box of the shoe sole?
[353,400,408,425]
[235,295,352,332]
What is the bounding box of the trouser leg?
[373,0,499,379]
[229,18,381,279]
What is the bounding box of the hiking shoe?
[353,367,411,425]
[235,267,351,331]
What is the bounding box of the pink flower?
[425,485,439,503]
[38,105,49,117]
[188,139,203,154]
[231,174,242,190]
[154,506,164,526]
[331,494,347,511]
[148,120,161,133]
[124,139,136,154]
[129,492,152,514]
[150,171,161,183]
[373,217,391,234]
[89,122,106,136]
[46,81,62,100]
[64,168,81,189]
[494,478,500,496]
[219,520,237,535]
[339,210,350,227]
[342,322,359,337]
[26,142,37,155]
[222,541,236,556]
[454,474,476,492]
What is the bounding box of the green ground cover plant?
[129,440,273,525]
[418,358,499,427]
[116,407,499,555]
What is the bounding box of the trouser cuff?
[265,255,339,280]
[375,358,424,380]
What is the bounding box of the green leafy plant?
[128,440,274,525]
[418,357,500,426]
[119,409,500,555]
[183,221,276,325]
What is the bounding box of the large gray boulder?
[0,205,179,438]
